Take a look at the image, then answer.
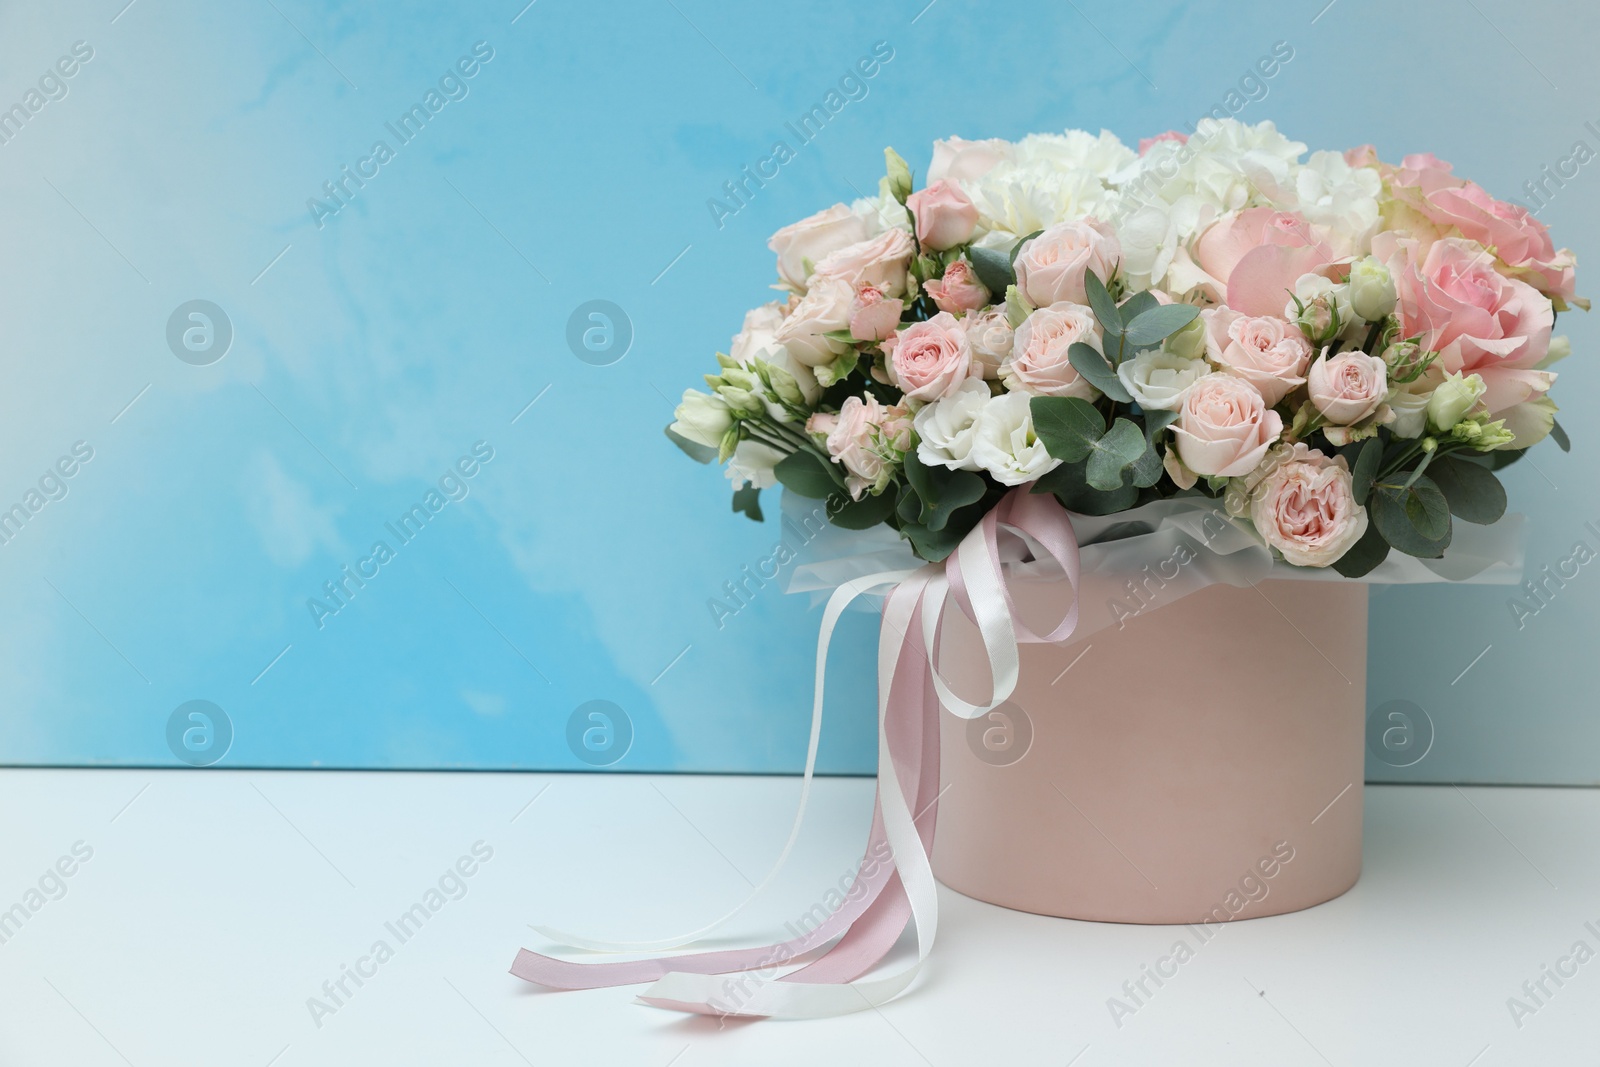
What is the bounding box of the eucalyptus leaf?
[829,490,898,530]
[904,450,988,531]
[1117,290,1160,325]
[1551,418,1571,452]
[665,425,717,464]
[1009,229,1044,264]
[1429,456,1507,525]
[1067,342,1133,403]
[1351,436,1382,505]
[1084,270,1121,339]
[731,484,763,522]
[1331,522,1390,577]
[1122,303,1201,348]
[1035,459,1139,515]
[1370,479,1452,558]
[968,245,1016,295]
[1029,396,1105,463]
[1085,417,1149,491]
[774,450,841,499]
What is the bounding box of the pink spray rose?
[1377,234,1555,413]
[1013,218,1121,308]
[1307,351,1388,425]
[884,311,978,401]
[907,179,979,251]
[1390,153,1578,305]
[963,306,1014,379]
[849,284,904,342]
[1139,130,1188,155]
[1172,373,1283,477]
[1247,445,1368,567]
[768,204,871,290]
[1003,302,1101,399]
[812,228,916,298]
[773,276,855,366]
[1194,207,1339,318]
[809,394,887,500]
[922,260,990,314]
[1200,307,1314,406]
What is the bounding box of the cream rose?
[812,228,916,298]
[907,179,979,251]
[1201,307,1313,407]
[1248,445,1368,567]
[768,204,870,291]
[964,306,1014,379]
[885,312,977,401]
[1013,218,1121,308]
[1307,351,1388,425]
[772,276,854,366]
[1117,350,1207,411]
[913,378,991,471]
[1003,302,1101,399]
[1172,373,1282,478]
[729,300,789,364]
[970,390,1061,486]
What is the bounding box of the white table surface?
[0,769,1594,1066]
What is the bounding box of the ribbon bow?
[511,488,1081,1018]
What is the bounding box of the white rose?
[729,301,789,364]
[725,439,787,490]
[971,391,1061,486]
[670,389,733,449]
[812,229,916,298]
[964,306,1014,379]
[772,277,854,366]
[768,204,871,291]
[1347,256,1397,321]
[1117,350,1208,411]
[913,378,992,472]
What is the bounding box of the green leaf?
[1142,407,1180,446]
[903,450,987,531]
[1008,229,1044,265]
[1429,456,1507,525]
[665,425,717,464]
[968,245,1016,296]
[1029,396,1104,463]
[1004,284,1032,328]
[1066,343,1133,403]
[1085,417,1150,491]
[902,499,989,561]
[1117,290,1160,325]
[1370,478,1452,558]
[1551,418,1571,452]
[1122,303,1201,348]
[829,490,897,530]
[1351,437,1382,505]
[731,484,763,522]
[1083,270,1121,339]
[1129,439,1165,488]
[1034,459,1139,515]
[1332,522,1390,577]
[774,450,841,499]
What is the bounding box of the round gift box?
[931,574,1367,924]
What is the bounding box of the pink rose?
[1002,302,1101,399]
[1344,144,1379,168]
[885,311,978,400]
[927,136,1011,183]
[922,260,990,314]
[881,403,915,453]
[963,306,1014,379]
[768,204,871,290]
[1248,445,1368,568]
[1307,351,1388,425]
[811,394,887,500]
[812,228,916,298]
[1172,373,1282,478]
[1013,218,1121,308]
[907,179,979,251]
[729,300,788,364]
[1139,130,1188,155]
[773,276,854,366]
[849,284,904,341]
[1378,234,1555,413]
[1390,154,1577,304]
[1194,207,1339,318]
[1200,307,1313,406]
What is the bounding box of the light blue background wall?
[0,0,1594,781]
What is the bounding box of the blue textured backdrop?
[0,0,1594,780]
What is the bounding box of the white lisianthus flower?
[1385,368,1440,439]
[970,391,1061,486]
[1117,350,1208,410]
[745,342,820,420]
[670,389,733,448]
[1497,395,1559,447]
[913,378,992,471]
[725,439,787,490]
[1427,371,1488,431]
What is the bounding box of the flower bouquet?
[669,119,1578,574]
[514,121,1578,1019]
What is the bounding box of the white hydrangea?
[963,130,1132,251]
[1294,150,1382,256]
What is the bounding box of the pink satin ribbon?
[511,487,1080,1018]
